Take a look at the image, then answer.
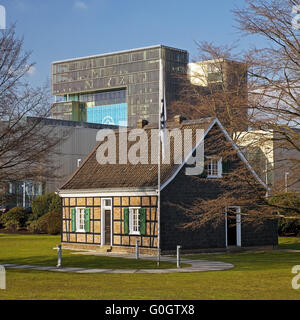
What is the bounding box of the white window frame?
[207,157,222,178]
[225,206,242,247]
[129,207,141,235]
[76,207,86,233]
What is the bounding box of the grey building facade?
[7,118,118,207]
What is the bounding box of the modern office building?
[51,45,188,127]
[188,59,247,88]
[238,128,300,192]
[187,59,248,130]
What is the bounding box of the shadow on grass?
[184,250,300,272]
[278,237,300,250]
[0,252,185,270]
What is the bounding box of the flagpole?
[157,112,161,267]
[157,58,162,267]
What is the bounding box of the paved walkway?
[1,252,233,274]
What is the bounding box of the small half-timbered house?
[58,116,278,254]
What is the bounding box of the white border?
[59,190,157,198]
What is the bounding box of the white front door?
[226,206,242,247]
[101,198,112,246]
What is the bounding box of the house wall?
[160,125,278,251]
[241,220,278,247]
[161,170,226,251]
[61,195,158,253]
[161,167,278,251]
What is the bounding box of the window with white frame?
[76,207,85,232]
[129,207,140,235]
[104,199,111,207]
[207,157,222,178]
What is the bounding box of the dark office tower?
[51,45,188,127]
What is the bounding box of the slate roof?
[60,118,216,190]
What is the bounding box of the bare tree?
[179,126,274,230]
[233,0,300,191]
[171,0,300,229]
[0,26,61,202]
[170,42,249,140]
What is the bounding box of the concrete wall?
[46,125,100,192]
[273,136,300,192]
[27,118,118,193]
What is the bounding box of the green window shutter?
[139,208,146,235]
[222,160,231,175]
[124,208,129,234]
[84,208,90,233]
[71,208,76,232]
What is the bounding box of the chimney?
[174,115,186,124]
[137,119,149,128]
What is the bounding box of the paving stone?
[2,255,234,274]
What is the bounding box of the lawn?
[0,233,183,269]
[0,234,300,300]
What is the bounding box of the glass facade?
[51,45,188,127]
[87,103,127,126]
[7,181,44,208]
[51,101,87,122]
[80,89,126,106]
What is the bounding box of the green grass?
[278,237,300,250]
[0,234,300,299]
[0,233,185,269]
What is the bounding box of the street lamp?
[22,181,26,208]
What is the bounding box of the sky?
[1,0,261,89]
